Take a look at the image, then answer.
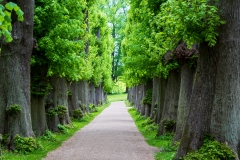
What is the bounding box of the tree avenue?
[125,0,240,159]
[0,0,239,159]
[0,0,114,152]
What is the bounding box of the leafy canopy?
[122,0,224,87]
[0,1,24,42]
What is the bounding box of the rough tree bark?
[68,81,80,116]
[0,0,35,148]
[155,76,167,124]
[150,77,158,120]
[173,43,196,142]
[137,84,144,114]
[78,81,89,113]
[209,0,240,153]
[157,70,180,135]
[95,83,103,105]
[88,82,96,106]
[175,1,240,158]
[173,63,194,143]
[55,77,71,125]
[143,80,153,117]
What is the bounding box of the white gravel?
[45,101,159,160]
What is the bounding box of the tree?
[0,0,34,149]
[104,0,128,82]
[175,0,240,158]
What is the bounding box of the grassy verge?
[2,102,109,160]
[107,93,127,102]
[127,104,177,160]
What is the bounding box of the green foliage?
[34,0,91,80]
[67,89,72,96]
[56,106,68,118]
[46,108,57,117]
[154,0,225,49]
[6,104,21,115]
[14,135,40,154]
[31,81,52,96]
[142,89,153,105]
[89,104,98,113]
[110,80,126,94]
[88,3,114,91]
[57,124,68,134]
[40,130,56,142]
[161,119,175,129]
[1,134,8,147]
[122,0,224,86]
[127,106,176,160]
[0,2,24,42]
[184,137,235,160]
[72,109,84,119]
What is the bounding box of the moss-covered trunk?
[157,70,180,135]
[0,0,34,148]
[46,76,72,131]
[173,63,195,142]
[46,76,59,132]
[55,77,71,125]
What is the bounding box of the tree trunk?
[137,84,144,114]
[0,134,2,156]
[88,82,96,106]
[173,63,195,142]
[46,76,59,132]
[144,80,153,117]
[175,43,216,158]
[46,76,72,131]
[150,77,159,120]
[55,77,71,125]
[175,1,240,158]
[78,81,89,113]
[209,0,240,152]
[0,0,34,148]
[31,95,48,136]
[157,70,180,135]
[31,64,49,136]
[95,83,103,105]
[68,81,80,116]
[155,76,167,124]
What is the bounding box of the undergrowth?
[127,103,235,160]
[127,106,177,160]
[2,102,109,160]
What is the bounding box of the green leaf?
[5,2,17,11]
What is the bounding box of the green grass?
[127,106,177,160]
[1,102,109,160]
[107,93,127,102]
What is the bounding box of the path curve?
[45,101,158,160]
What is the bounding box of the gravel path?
[45,101,159,160]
